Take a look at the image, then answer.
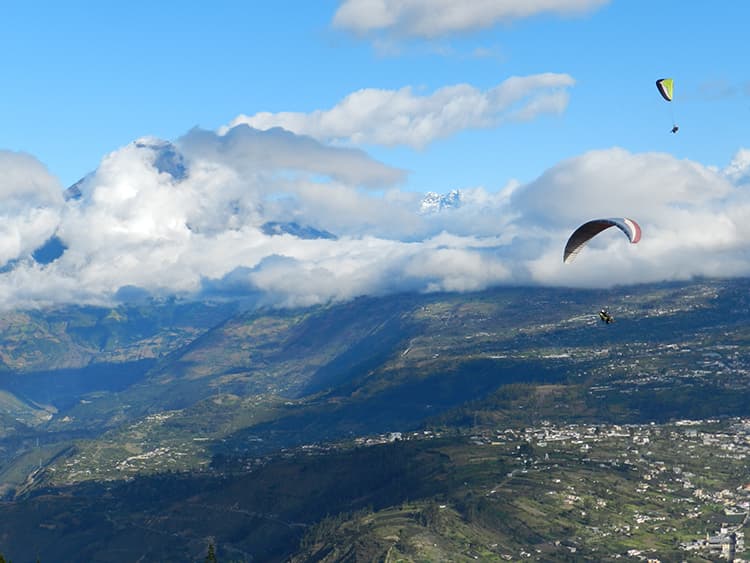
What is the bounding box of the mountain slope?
[21,277,750,488]
[0,278,749,560]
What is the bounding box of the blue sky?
[3,1,746,189]
[0,1,749,308]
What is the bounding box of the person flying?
[598,309,614,324]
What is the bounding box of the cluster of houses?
[332,416,750,560]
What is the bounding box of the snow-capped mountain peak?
[419,189,462,214]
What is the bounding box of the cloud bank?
[332,0,610,38]
[221,75,575,149]
[1,123,750,310]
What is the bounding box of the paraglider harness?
[598,309,614,324]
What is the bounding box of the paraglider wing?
[563,217,641,263]
[656,78,674,102]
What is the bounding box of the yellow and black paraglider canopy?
[656,78,678,133]
[655,78,674,102]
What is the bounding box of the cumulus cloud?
[332,0,610,38]
[513,148,732,228]
[222,75,575,149]
[184,125,406,188]
[0,151,63,267]
[513,148,743,287]
[2,122,750,310]
[725,148,750,185]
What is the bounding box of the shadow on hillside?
[1,359,157,411]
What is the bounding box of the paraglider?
[598,309,614,324]
[563,217,641,263]
[655,78,673,102]
[656,78,679,133]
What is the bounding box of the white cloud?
[0,151,63,267]
[512,148,746,287]
[185,125,405,189]
[725,148,750,184]
[512,147,732,227]
[222,75,575,149]
[2,125,750,310]
[332,0,610,38]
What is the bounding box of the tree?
[205,543,217,563]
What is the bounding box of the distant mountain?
[31,236,67,265]
[36,138,188,269]
[0,301,238,376]
[64,138,187,203]
[0,235,67,274]
[133,137,188,181]
[261,221,337,240]
[419,188,462,214]
[63,177,85,201]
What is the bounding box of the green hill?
[0,279,748,560]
